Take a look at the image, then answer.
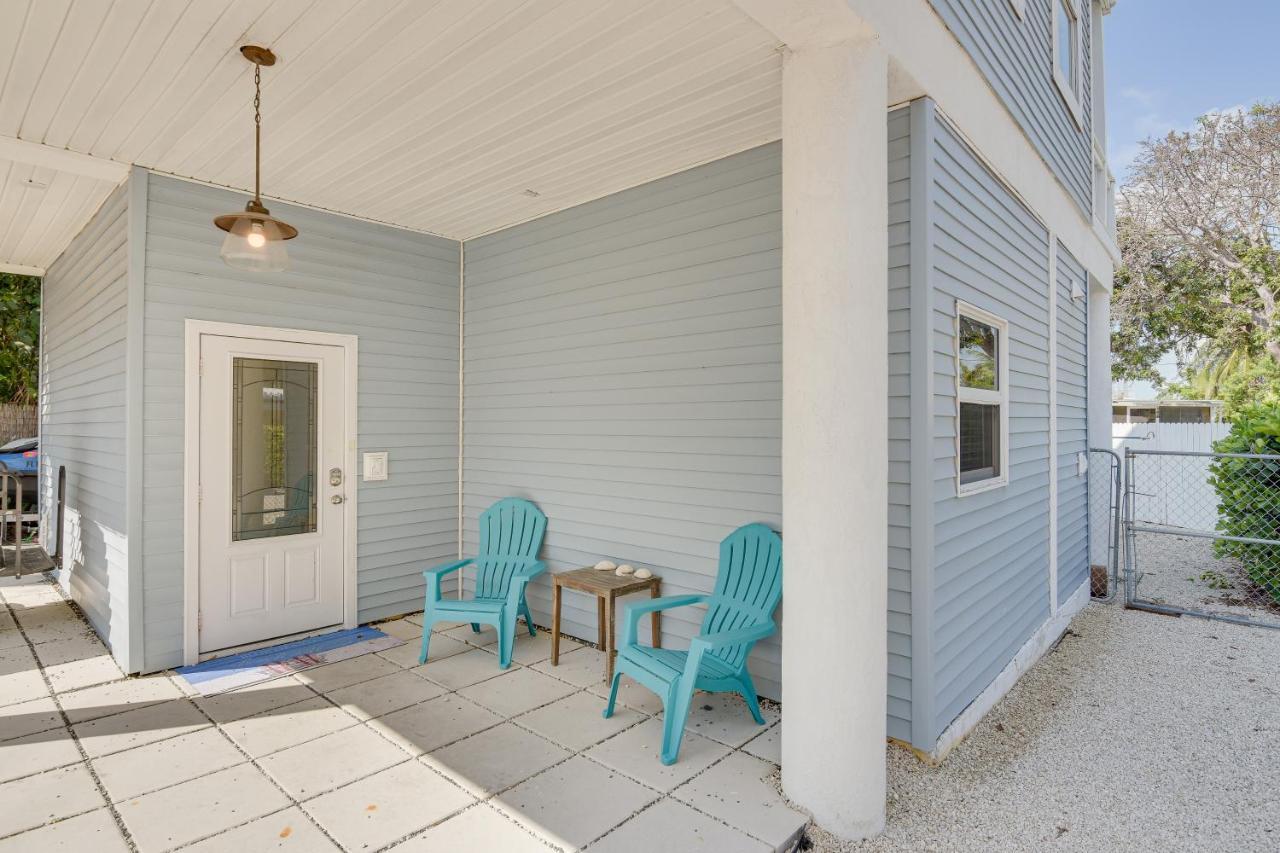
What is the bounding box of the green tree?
[1166,347,1280,420]
[1112,104,1280,388]
[0,273,40,404]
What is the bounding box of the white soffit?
[0,0,782,271]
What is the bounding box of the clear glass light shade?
[218,214,291,272]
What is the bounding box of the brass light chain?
[253,62,262,204]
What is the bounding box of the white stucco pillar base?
[780,35,889,842]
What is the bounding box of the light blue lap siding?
[887,104,914,742]
[927,0,1093,214]
[929,115,1052,741]
[462,143,784,700]
[1056,242,1089,603]
[139,174,460,672]
[40,182,130,661]
[464,128,913,710]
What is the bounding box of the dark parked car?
[0,437,37,512]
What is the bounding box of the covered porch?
[0,0,955,845]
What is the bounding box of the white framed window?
[955,303,1009,495]
[1052,0,1084,129]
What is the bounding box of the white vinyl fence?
[1113,422,1232,531]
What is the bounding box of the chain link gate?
[1089,448,1122,601]
[1123,448,1280,628]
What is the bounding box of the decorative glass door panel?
[231,358,318,541]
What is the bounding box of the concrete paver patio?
[0,575,805,852]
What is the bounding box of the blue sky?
[1106,0,1280,178]
[1107,0,1280,397]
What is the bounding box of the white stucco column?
[780,35,888,841]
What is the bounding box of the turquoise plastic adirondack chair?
[419,498,547,669]
[604,523,782,764]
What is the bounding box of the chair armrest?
[691,621,775,652]
[423,558,473,578]
[623,594,708,645]
[679,622,776,686]
[504,559,547,607]
[511,558,547,580]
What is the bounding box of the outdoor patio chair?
[419,497,547,669]
[603,522,782,764]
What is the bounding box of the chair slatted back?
[700,523,782,672]
[474,498,547,599]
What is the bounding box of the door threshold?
[198,623,345,663]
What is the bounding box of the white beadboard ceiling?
[0,0,783,271]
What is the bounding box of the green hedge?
[1209,405,1280,604]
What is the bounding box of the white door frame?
[183,319,359,666]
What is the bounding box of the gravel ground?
[1130,532,1280,624]
[805,602,1280,852]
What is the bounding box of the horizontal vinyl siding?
[140,174,459,671]
[928,0,1093,213]
[930,116,1052,740]
[887,105,913,742]
[1056,242,1088,602]
[463,143,783,699]
[40,182,130,656]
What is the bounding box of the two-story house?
[0,0,1118,839]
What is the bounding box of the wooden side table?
[551,567,661,683]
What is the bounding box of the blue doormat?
[175,626,404,696]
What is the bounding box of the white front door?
[197,333,348,653]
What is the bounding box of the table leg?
[650,581,662,648]
[551,582,562,665]
[606,593,617,683]
[597,595,606,651]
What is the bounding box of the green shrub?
[1209,404,1280,604]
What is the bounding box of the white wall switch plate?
[363,451,389,482]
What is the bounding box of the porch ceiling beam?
[0,135,130,184]
[730,0,874,48]
[0,262,45,276]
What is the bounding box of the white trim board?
[927,578,1090,764]
[0,263,44,276]
[181,319,359,667]
[0,134,131,183]
[123,167,148,674]
[1048,238,1060,614]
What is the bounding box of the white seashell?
[616,564,635,576]
[594,560,617,571]
[634,568,653,579]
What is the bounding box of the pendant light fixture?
[214,45,297,271]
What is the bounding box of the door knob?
[330,494,344,505]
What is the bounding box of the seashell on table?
[615,564,635,576]
[633,567,653,579]
[594,560,617,571]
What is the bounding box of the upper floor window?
[956,304,1009,495]
[1053,0,1084,128]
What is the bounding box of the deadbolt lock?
[329,468,343,487]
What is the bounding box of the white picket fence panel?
[1112,422,1233,532]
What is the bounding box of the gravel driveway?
[809,602,1279,852]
